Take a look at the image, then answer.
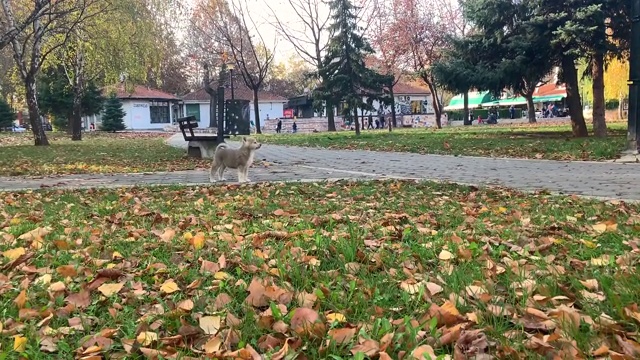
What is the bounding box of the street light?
[627,0,640,152]
[227,63,235,100]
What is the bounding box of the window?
[185,104,201,122]
[150,101,170,124]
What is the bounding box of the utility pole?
[627,0,640,153]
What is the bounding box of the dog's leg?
[218,165,226,181]
[209,161,218,183]
[243,166,251,183]
[237,167,245,182]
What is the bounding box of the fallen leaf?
[328,327,356,344]
[326,312,346,323]
[411,345,436,359]
[136,331,158,346]
[65,290,91,308]
[439,250,454,261]
[3,247,26,261]
[592,223,607,233]
[290,308,325,337]
[581,290,606,302]
[97,283,124,297]
[177,299,194,311]
[56,265,77,277]
[160,279,180,294]
[351,339,380,357]
[425,282,443,296]
[48,281,66,292]
[214,271,231,280]
[199,316,221,335]
[14,335,27,352]
[14,289,27,309]
[159,228,176,242]
[203,336,223,353]
[579,279,599,290]
[18,226,51,241]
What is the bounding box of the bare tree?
[214,0,275,134]
[3,0,103,145]
[0,0,55,50]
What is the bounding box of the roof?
[445,91,498,110]
[104,84,180,101]
[183,84,287,103]
[534,83,567,97]
[393,82,431,95]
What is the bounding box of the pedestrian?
[276,119,282,133]
[509,105,515,119]
[292,121,298,133]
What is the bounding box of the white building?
[361,82,434,116]
[83,85,181,130]
[182,85,287,126]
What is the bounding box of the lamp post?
[227,63,235,100]
[627,0,640,152]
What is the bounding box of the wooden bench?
[177,116,228,159]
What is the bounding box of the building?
[182,85,287,126]
[83,85,181,130]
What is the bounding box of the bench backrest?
[177,116,198,140]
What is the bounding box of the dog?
[209,137,262,183]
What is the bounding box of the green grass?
[1,180,639,359]
[257,122,628,161]
[0,132,209,176]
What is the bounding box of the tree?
[38,66,103,131]
[215,1,275,134]
[383,0,466,129]
[604,58,629,119]
[265,56,314,99]
[0,0,59,50]
[100,94,126,132]
[3,0,105,145]
[0,96,15,128]
[317,0,391,136]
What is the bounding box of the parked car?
[12,125,26,132]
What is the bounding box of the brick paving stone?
[1,141,639,201]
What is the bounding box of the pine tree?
[315,0,391,136]
[100,94,126,132]
[0,98,16,129]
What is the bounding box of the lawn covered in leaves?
[258,122,627,161]
[1,180,640,359]
[0,132,208,176]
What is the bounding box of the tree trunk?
[353,105,360,136]
[618,92,624,120]
[327,99,336,131]
[390,85,397,128]
[253,88,261,134]
[463,91,469,125]
[25,75,49,146]
[425,80,442,129]
[561,54,589,137]
[208,93,217,128]
[71,93,82,141]
[591,52,607,137]
[525,93,536,123]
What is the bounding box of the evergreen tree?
[314,0,391,136]
[100,94,126,132]
[0,97,16,129]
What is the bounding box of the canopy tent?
[444,91,497,111]
[532,95,565,103]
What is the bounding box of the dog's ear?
[243,137,247,142]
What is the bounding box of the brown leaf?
[203,336,223,354]
[14,289,27,309]
[18,226,51,241]
[97,283,124,297]
[65,290,91,308]
[411,345,436,359]
[328,327,356,345]
[199,316,221,335]
[159,228,176,242]
[177,299,194,311]
[290,308,325,337]
[351,339,380,357]
[454,329,490,359]
[56,265,78,277]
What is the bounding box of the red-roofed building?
[83,84,182,130]
[182,84,287,126]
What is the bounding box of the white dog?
[209,137,262,183]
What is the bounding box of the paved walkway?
[1,135,639,201]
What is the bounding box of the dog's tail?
[215,143,228,151]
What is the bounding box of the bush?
[0,98,16,129]
[100,94,126,132]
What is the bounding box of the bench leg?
[188,140,220,159]
[187,145,202,158]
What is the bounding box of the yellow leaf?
[136,331,158,346]
[10,217,22,225]
[183,232,194,240]
[590,255,611,266]
[592,223,607,233]
[326,313,346,323]
[2,247,26,261]
[160,279,180,294]
[498,207,508,213]
[199,315,221,335]
[438,250,454,261]
[191,233,205,250]
[36,273,52,285]
[580,239,598,249]
[18,227,51,241]
[214,272,231,280]
[98,283,124,297]
[400,281,422,295]
[112,251,123,260]
[14,335,27,352]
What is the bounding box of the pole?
[217,86,225,144]
[230,69,235,100]
[627,0,640,152]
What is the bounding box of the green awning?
[533,95,565,103]
[444,91,498,111]
[481,96,528,107]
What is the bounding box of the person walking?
[292,121,298,133]
[276,119,282,133]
